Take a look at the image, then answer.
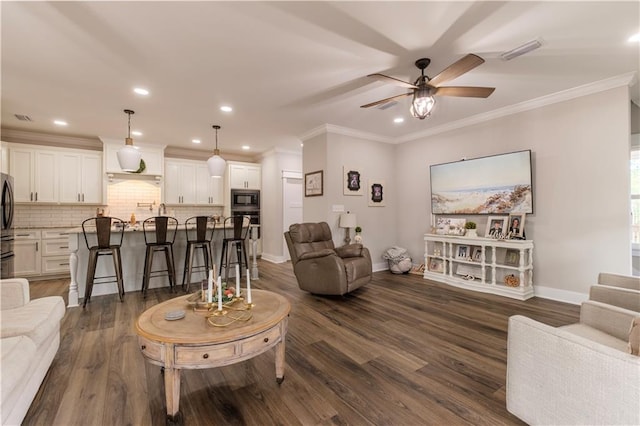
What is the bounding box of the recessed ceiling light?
[629,33,640,43]
[220,105,233,112]
[131,131,142,136]
[53,120,68,126]
[393,117,404,123]
[134,87,149,95]
[242,145,250,150]
[192,139,201,144]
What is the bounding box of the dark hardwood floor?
[23,261,579,425]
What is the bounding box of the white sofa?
[0,278,65,425]
[506,274,640,425]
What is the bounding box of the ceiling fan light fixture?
[117,109,142,172]
[207,125,226,178]
[410,87,435,120]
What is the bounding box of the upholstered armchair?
[284,222,372,295]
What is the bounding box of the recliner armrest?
[0,278,30,310]
[298,248,336,261]
[335,244,363,258]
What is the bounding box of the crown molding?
[397,72,637,143]
[260,147,302,160]
[299,123,394,144]
[0,127,102,150]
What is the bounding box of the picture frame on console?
[485,216,507,238]
[472,247,482,262]
[428,258,444,273]
[505,249,520,266]
[508,213,526,239]
[456,245,470,259]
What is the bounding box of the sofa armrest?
[0,278,30,310]
[580,300,639,341]
[335,244,363,258]
[598,272,640,291]
[589,285,640,312]
[507,315,640,426]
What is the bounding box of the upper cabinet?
[8,144,102,204]
[228,162,261,190]
[102,140,164,177]
[164,158,223,206]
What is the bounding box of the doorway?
[282,171,302,260]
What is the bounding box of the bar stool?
[219,215,251,284]
[81,216,125,308]
[182,216,216,293]
[141,216,178,297]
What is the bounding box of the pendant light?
[207,125,226,177]
[116,109,142,172]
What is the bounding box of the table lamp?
[339,212,357,245]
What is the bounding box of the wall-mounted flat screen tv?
[430,150,533,214]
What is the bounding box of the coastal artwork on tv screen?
[430,150,533,214]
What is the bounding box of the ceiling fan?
[361,54,495,119]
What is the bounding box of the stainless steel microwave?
[231,189,260,211]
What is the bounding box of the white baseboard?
[534,285,588,305]
[373,261,388,272]
[260,253,288,264]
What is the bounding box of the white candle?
[246,268,252,304]
[217,276,223,311]
[235,264,240,295]
[207,270,213,303]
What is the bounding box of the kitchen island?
[67,224,256,307]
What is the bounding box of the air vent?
[377,101,397,110]
[14,114,33,121]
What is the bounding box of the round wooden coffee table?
[135,289,290,422]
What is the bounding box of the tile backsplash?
[14,178,223,228]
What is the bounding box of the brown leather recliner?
[284,222,372,295]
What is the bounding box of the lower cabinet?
[14,231,41,277]
[423,233,534,300]
[14,228,71,278]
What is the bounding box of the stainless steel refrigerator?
[1,173,15,278]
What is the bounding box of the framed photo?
[455,245,470,259]
[435,217,466,235]
[368,179,386,207]
[304,170,323,197]
[471,246,483,262]
[428,258,444,273]
[343,166,363,195]
[485,216,508,238]
[507,213,526,238]
[505,249,520,266]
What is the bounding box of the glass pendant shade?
[207,125,226,177]
[410,88,435,120]
[117,109,142,172]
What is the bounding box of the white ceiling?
[2,1,639,156]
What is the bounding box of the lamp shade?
[207,153,226,178]
[410,90,435,120]
[117,144,142,172]
[340,213,357,228]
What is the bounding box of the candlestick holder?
[206,294,254,327]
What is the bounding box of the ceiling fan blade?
[433,86,495,98]
[428,54,485,87]
[360,92,412,108]
[367,73,418,89]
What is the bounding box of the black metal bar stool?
[219,215,251,284]
[81,216,126,308]
[141,216,178,297]
[182,216,216,293]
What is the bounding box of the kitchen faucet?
[158,203,167,216]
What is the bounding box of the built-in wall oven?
[1,173,15,279]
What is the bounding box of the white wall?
[396,86,631,301]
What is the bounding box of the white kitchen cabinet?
[14,230,41,276]
[59,152,102,203]
[41,229,72,275]
[0,141,8,173]
[165,159,222,205]
[196,164,224,205]
[229,163,261,189]
[9,147,58,203]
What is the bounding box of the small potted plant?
[464,221,477,238]
[354,226,363,243]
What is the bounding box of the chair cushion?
[1,336,36,400]
[289,222,335,260]
[343,256,371,284]
[629,317,640,355]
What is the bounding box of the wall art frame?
[304,170,323,197]
[343,166,363,196]
[368,179,386,207]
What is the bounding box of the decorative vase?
[354,233,362,244]
[465,229,477,238]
